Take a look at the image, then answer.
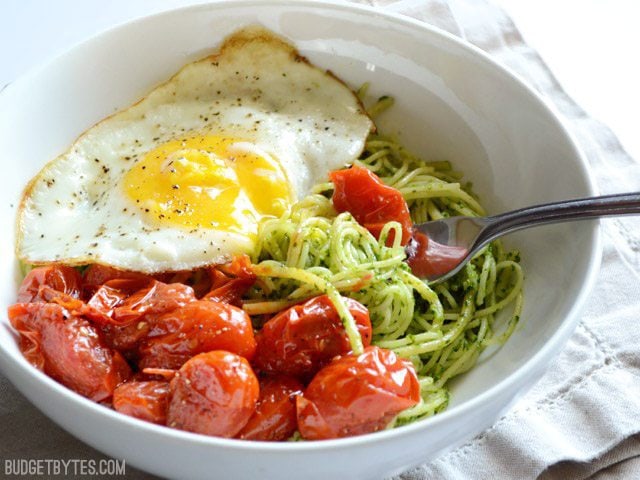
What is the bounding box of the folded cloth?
[352,0,640,479]
[540,434,640,479]
[1,1,639,479]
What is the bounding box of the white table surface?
[2,0,639,162]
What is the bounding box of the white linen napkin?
[0,2,638,479]
[355,0,640,478]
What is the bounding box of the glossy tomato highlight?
[17,265,82,303]
[330,165,412,245]
[167,351,259,437]
[8,302,131,401]
[113,380,170,425]
[138,300,257,369]
[297,346,420,440]
[237,375,303,441]
[252,295,372,380]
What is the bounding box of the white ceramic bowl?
[0,1,600,479]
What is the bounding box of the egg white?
[16,27,374,273]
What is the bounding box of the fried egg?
[16,27,373,273]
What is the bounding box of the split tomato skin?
[8,302,131,402]
[204,254,256,306]
[17,265,82,303]
[167,351,259,438]
[101,281,197,351]
[113,380,170,425]
[82,264,153,300]
[203,277,255,306]
[237,375,303,441]
[86,278,155,320]
[112,281,196,325]
[297,346,420,440]
[252,295,372,380]
[138,300,257,370]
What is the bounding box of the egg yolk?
[124,136,292,234]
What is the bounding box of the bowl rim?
[0,0,602,453]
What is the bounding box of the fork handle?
[478,192,640,245]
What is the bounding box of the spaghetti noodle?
[244,93,524,427]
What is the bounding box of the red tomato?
[296,346,420,440]
[253,295,372,380]
[99,281,196,351]
[202,278,253,306]
[167,351,259,437]
[405,231,468,278]
[113,281,196,324]
[17,265,82,303]
[330,165,412,245]
[31,277,150,329]
[86,278,151,321]
[138,300,257,369]
[237,376,303,441]
[156,269,212,299]
[153,255,255,301]
[36,284,113,326]
[82,264,152,298]
[204,255,256,306]
[8,302,131,401]
[113,381,170,425]
[139,368,178,381]
[216,254,255,279]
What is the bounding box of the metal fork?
[410,192,640,283]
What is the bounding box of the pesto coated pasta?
[243,93,524,428]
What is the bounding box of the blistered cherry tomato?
[215,254,255,279]
[82,264,152,298]
[237,376,303,441]
[102,281,197,351]
[203,275,255,307]
[156,269,212,298]
[113,381,170,425]
[296,346,420,440]
[253,295,372,380]
[167,351,259,437]
[33,277,148,328]
[8,302,131,401]
[101,281,196,349]
[154,255,255,301]
[86,278,151,320]
[330,165,412,245]
[204,255,256,306]
[17,265,82,303]
[36,284,113,326]
[138,300,257,369]
[113,281,196,324]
